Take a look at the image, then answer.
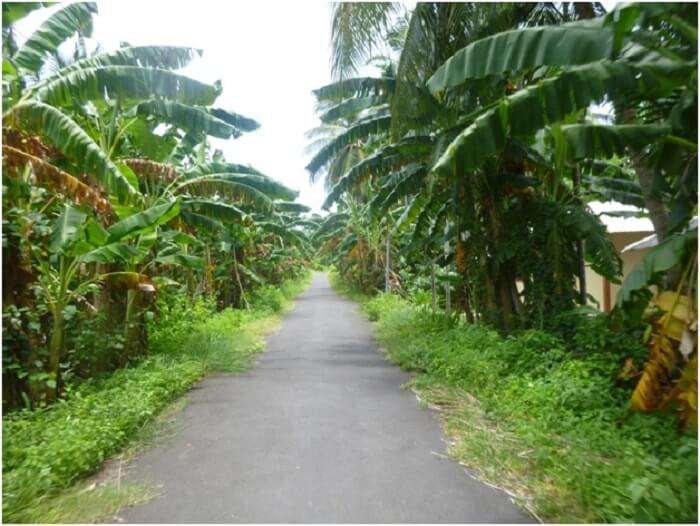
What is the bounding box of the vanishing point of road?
[119,272,532,523]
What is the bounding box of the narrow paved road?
[119,272,531,523]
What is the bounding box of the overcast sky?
[15,1,340,212]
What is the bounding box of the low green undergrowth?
[350,288,697,523]
[2,272,311,523]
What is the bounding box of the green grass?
[2,271,312,523]
[331,278,698,523]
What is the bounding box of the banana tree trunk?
[47,302,64,399]
[232,246,249,309]
[122,288,137,362]
[443,224,451,315]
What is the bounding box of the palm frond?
[330,2,399,80]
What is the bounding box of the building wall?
[584,231,652,311]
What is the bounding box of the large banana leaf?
[121,158,179,183]
[370,163,427,215]
[393,192,430,235]
[287,218,319,229]
[273,201,311,214]
[13,2,97,73]
[3,145,113,216]
[155,253,204,270]
[431,60,682,179]
[583,172,645,207]
[181,199,246,223]
[186,162,265,177]
[322,135,433,209]
[180,211,226,232]
[306,115,391,176]
[617,228,698,305]
[209,108,260,132]
[584,175,642,194]
[181,171,298,200]
[30,66,219,106]
[169,131,204,165]
[177,174,274,211]
[561,205,622,280]
[53,46,202,76]
[135,100,239,139]
[106,200,180,242]
[50,205,87,253]
[558,124,672,161]
[428,25,615,95]
[427,3,653,95]
[3,3,50,26]
[8,101,136,199]
[330,3,398,79]
[257,222,307,247]
[81,242,143,264]
[312,212,349,241]
[410,191,451,247]
[319,96,388,123]
[237,263,263,285]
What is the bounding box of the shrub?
[250,285,286,313]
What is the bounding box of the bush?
[250,284,286,313]
[360,292,698,523]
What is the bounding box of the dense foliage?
[2,2,698,524]
[309,2,698,431]
[313,3,697,522]
[2,3,315,410]
[2,5,316,519]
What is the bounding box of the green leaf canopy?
[106,200,180,242]
[136,100,240,139]
[427,24,616,95]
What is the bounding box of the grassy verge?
[2,272,311,523]
[329,273,697,523]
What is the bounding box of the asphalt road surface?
[119,272,532,523]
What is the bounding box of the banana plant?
[36,199,179,395]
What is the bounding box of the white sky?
[15,0,340,212]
